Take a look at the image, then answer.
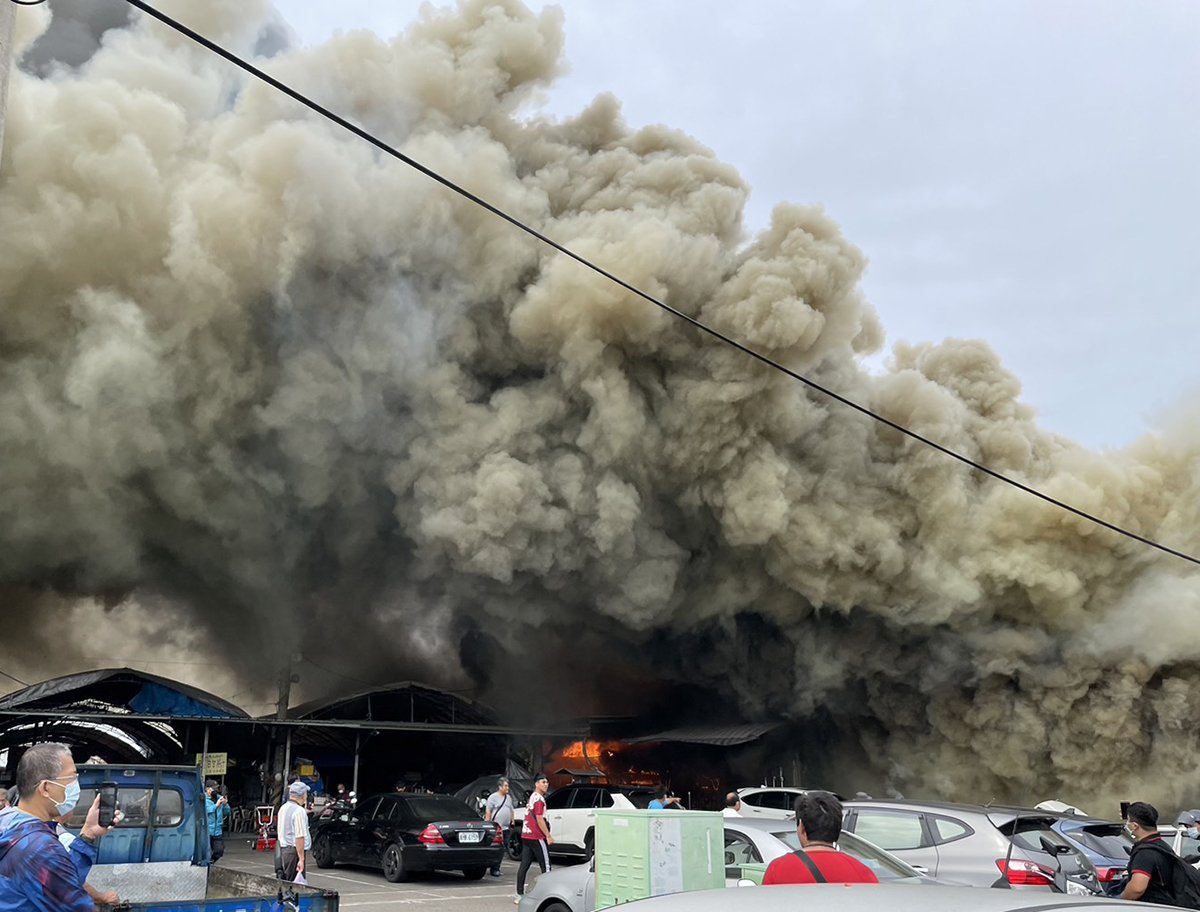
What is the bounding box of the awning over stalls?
[0,668,248,719]
[0,668,251,764]
[288,681,498,727]
[622,722,780,747]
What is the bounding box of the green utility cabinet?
[593,809,724,908]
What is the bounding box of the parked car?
[518,816,934,912]
[842,800,1097,890]
[742,819,944,885]
[311,792,503,882]
[607,883,1147,912]
[735,787,843,820]
[543,783,658,857]
[1046,813,1134,887]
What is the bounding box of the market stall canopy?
[621,722,780,747]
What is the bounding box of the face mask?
[1187,828,1200,840]
[46,778,80,817]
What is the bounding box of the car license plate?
[459,831,482,843]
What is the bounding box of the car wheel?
[507,837,522,860]
[381,843,408,883]
[313,834,335,869]
[584,829,595,858]
[462,866,487,880]
[543,902,572,912]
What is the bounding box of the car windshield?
[402,797,479,821]
[770,828,921,881]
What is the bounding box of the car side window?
[851,811,927,850]
[770,792,795,811]
[355,797,381,821]
[932,816,971,844]
[724,831,763,867]
[599,791,616,808]
[545,788,574,810]
[372,799,397,821]
[570,788,600,809]
[741,793,767,807]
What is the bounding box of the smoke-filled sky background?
[2,0,1199,807]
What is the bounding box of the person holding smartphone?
[204,779,232,862]
[0,742,120,910]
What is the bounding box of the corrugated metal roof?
[287,680,497,726]
[623,722,779,746]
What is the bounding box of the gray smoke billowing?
[3,0,1200,808]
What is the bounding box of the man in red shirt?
[516,774,554,902]
[763,790,879,885]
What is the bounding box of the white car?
[735,787,814,820]
[542,783,658,856]
[519,817,932,912]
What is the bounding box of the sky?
[271,0,1200,451]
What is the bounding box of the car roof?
[846,799,1062,821]
[622,883,1145,911]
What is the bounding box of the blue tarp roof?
[0,668,248,719]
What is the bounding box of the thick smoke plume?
[2,0,1199,807]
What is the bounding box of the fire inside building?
[0,668,825,810]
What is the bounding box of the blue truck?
[66,764,338,912]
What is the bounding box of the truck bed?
[92,863,338,912]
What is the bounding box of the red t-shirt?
[763,850,879,885]
[521,793,548,841]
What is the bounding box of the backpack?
[1131,840,1200,910]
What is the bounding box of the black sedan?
[311,792,504,882]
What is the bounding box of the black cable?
[119,0,1200,568]
[9,1,49,6]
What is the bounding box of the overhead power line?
[119,0,1199,568]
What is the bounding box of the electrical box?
[593,809,724,908]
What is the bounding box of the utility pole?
[0,1,15,167]
[272,654,299,802]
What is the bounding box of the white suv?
[735,786,813,820]
[542,783,658,856]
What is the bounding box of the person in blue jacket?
[205,779,232,862]
[0,742,119,911]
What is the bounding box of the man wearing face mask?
[0,742,118,910]
[1176,810,1200,862]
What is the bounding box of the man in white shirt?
[276,780,311,881]
[723,792,743,817]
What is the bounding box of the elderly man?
[276,780,312,882]
[762,791,878,885]
[723,792,743,817]
[0,742,118,909]
[484,777,514,877]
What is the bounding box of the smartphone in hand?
[98,782,118,828]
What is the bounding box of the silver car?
[843,800,1097,890]
[518,818,931,912]
[607,883,1145,912]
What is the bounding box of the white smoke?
[1,0,1198,807]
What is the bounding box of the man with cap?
[276,780,312,882]
[205,779,231,862]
